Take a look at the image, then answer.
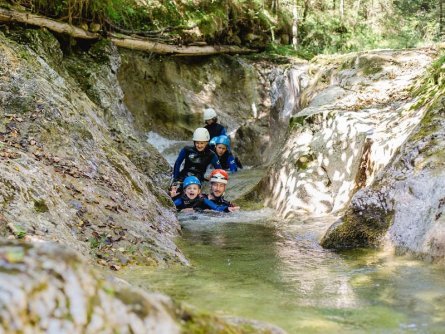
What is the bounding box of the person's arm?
[220,126,227,136]
[211,152,222,169]
[173,148,186,180]
[234,156,243,169]
[203,198,229,212]
[173,197,184,211]
[228,154,237,173]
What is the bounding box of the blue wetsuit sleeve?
[173,148,187,180]
[203,198,229,212]
[174,198,183,209]
[211,153,222,169]
[228,154,237,173]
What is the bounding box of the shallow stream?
[121,211,445,333]
[138,132,445,333]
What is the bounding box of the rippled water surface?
[121,213,445,333]
[141,133,445,332]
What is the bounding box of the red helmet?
[210,169,229,184]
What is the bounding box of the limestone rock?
[0,240,180,334]
[0,28,185,267]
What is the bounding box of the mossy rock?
[321,203,394,249]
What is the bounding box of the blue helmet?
[209,136,217,147]
[214,135,231,149]
[183,176,201,189]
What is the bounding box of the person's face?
[205,118,215,125]
[185,184,201,199]
[211,182,226,197]
[194,141,208,152]
[215,144,227,157]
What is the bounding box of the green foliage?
[34,199,49,213]
[4,0,444,57]
[14,225,27,239]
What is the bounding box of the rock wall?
[0,28,185,267]
[0,240,180,333]
[321,59,445,259]
[118,52,307,165]
[261,50,436,218]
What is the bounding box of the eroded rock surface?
[322,64,445,259]
[0,28,185,267]
[118,51,307,166]
[0,240,180,334]
[261,49,436,218]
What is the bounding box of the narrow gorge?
[1,21,445,333]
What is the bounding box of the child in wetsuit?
[211,135,242,173]
[173,176,206,212]
[171,128,221,190]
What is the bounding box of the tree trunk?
[0,7,98,39]
[302,0,310,22]
[441,0,444,39]
[292,2,299,49]
[340,0,344,18]
[0,8,256,56]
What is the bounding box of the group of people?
[169,107,242,213]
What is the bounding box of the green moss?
[321,205,394,249]
[295,153,316,170]
[14,225,27,239]
[178,306,261,334]
[357,56,386,75]
[289,115,306,128]
[34,199,49,213]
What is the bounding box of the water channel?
[120,208,445,333]
[125,132,445,333]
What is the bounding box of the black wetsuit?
[205,123,226,140]
[173,146,221,182]
[174,194,206,211]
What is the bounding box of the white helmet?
[203,107,217,121]
[192,128,210,141]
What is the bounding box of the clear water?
[120,215,445,333]
[140,132,445,333]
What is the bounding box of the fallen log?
[0,7,99,39]
[0,7,257,56]
[109,34,256,56]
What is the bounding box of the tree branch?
[0,7,98,39]
[0,7,257,56]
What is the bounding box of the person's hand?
[207,194,215,200]
[181,208,194,213]
[169,186,180,198]
[228,206,240,212]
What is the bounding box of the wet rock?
[0,28,186,267]
[260,49,436,217]
[323,92,445,259]
[0,240,180,333]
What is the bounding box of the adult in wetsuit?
[203,107,226,140]
[172,128,221,184]
[203,169,240,212]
